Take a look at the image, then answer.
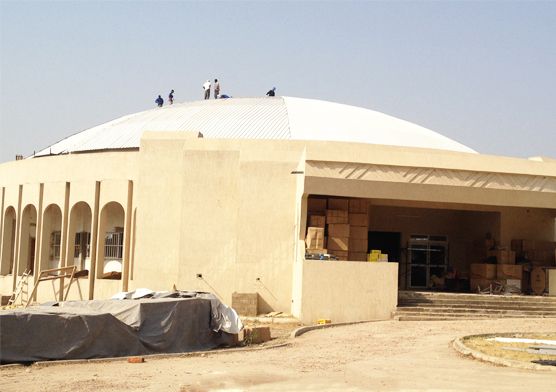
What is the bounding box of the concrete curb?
[0,342,291,370]
[452,334,556,372]
[291,320,374,338]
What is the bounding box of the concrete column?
[57,183,70,301]
[32,184,44,301]
[0,187,4,276]
[88,181,101,300]
[122,180,133,292]
[11,185,23,290]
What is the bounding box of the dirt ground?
[2,318,555,391]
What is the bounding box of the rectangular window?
[104,231,123,260]
[74,232,91,258]
[50,231,62,260]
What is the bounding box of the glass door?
[408,235,448,289]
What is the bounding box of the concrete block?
[232,292,258,316]
[244,326,271,344]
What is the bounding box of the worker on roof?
[266,87,276,97]
[168,89,174,105]
[155,95,164,107]
[203,80,211,100]
[214,79,220,99]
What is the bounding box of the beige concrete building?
[1,97,555,324]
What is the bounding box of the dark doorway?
[368,231,401,262]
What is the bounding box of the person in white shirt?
[203,80,211,100]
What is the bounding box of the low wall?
[300,260,398,324]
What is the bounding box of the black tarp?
[0,297,235,364]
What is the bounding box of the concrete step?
[396,314,556,321]
[394,306,556,316]
[398,291,556,303]
[397,301,556,311]
[398,296,556,305]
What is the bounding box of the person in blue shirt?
[155,95,164,107]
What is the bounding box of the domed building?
[1,97,555,323]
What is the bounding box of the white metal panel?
[33,96,476,157]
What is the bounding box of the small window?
[50,231,62,260]
[105,231,123,260]
[74,232,91,258]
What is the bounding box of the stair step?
[398,291,556,302]
[395,306,556,315]
[398,302,556,311]
[396,315,556,322]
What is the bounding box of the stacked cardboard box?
[497,264,523,291]
[305,227,325,251]
[308,215,326,228]
[511,239,556,266]
[326,198,350,260]
[306,197,370,261]
[348,198,368,261]
[469,263,496,291]
[307,197,327,213]
[487,249,516,264]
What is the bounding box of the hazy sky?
[1,1,555,163]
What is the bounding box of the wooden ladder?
[8,269,31,307]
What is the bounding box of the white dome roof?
[35,97,476,156]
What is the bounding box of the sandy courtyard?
[2,318,555,391]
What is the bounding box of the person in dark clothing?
[213,79,220,99]
[168,90,174,104]
[266,87,276,97]
[155,95,164,107]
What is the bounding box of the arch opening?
[97,201,125,280]
[18,205,38,275]
[1,207,17,275]
[40,204,63,271]
[68,202,92,274]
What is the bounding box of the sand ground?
[2,318,555,391]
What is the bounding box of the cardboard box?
[328,223,350,237]
[469,278,493,291]
[333,250,349,260]
[349,213,368,227]
[499,279,522,291]
[521,240,556,251]
[488,250,516,264]
[349,198,368,213]
[308,215,326,228]
[348,252,367,261]
[496,264,523,280]
[349,238,368,252]
[524,249,556,264]
[470,263,497,279]
[328,236,349,251]
[328,198,349,211]
[350,226,368,240]
[307,198,327,212]
[548,269,556,297]
[326,209,348,224]
[306,248,328,254]
[306,227,324,249]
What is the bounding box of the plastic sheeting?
[0,297,238,364]
[109,289,243,334]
